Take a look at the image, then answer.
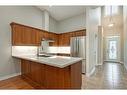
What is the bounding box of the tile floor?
[82,62,127,89]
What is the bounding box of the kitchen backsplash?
[12,46,70,56]
[48,46,70,54]
[12,46,38,55]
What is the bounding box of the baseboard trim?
[86,67,95,77]
[104,60,124,65]
[0,72,21,81]
[104,60,122,63]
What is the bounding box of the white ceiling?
[37,6,86,21]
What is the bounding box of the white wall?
[0,6,45,79]
[57,13,86,33]
[86,7,101,76]
[49,16,58,33]
[123,6,127,68]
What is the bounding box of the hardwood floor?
[0,76,34,89]
[0,62,127,89]
[82,62,127,89]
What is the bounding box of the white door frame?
[86,7,101,76]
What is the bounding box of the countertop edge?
[12,55,82,68]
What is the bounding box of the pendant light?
[108,6,114,27]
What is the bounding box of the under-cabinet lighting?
[12,46,37,55]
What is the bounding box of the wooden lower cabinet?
[44,65,71,89]
[21,60,31,78]
[30,62,45,87]
[21,59,82,89]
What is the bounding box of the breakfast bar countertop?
[12,54,82,68]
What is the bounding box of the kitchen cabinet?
[21,60,45,88]
[58,30,86,46]
[11,22,85,46]
[21,60,31,78]
[11,24,23,45]
[10,22,58,46]
[20,59,82,89]
[49,33,59,46]
[30,61,45,86]
[11,23,41,46]
[58,33,70,46]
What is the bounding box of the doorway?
[105,36,120,62]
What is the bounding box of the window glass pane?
[109,41,117,59]
[104,6,118,16]
[112,6,118,14]
[105,6,110,16]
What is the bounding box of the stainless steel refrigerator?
[70,36,86,74]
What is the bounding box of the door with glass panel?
[106,36,120,62]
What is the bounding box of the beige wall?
[101,6,124,62]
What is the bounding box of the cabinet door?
[65,33,70,46]
[21,60,31,78]
[22,27,32,45]
[75,30,86,37]
[31,29,41,45]
[75,31,82,36]
[58,33,70,46]
[69,32,76,38]
[58,34,62,46]
[30,61,45,86]
[49,33,59,46]
[53,34,59,46]
[12,25,23,45]
[43,32,49,39]
[11,23,42,46]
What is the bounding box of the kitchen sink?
[37,54,52,57]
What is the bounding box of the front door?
[106,36,120,62]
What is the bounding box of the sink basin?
[37,54,52,57]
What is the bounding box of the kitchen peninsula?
[11,22,83,89]
[12,54,82,89]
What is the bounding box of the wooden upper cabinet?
[10,22,58,46]
[49,33,59,46]
[10,22,86,46]
[11,24,23,45]
[11,23,40,46]
[58,29,86,46]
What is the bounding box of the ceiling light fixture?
[108,23,114,27]
[108,6,115,27]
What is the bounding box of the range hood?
[41,38,54,42]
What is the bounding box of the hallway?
[82,62,127,89]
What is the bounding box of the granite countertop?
[12,54,82,68]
